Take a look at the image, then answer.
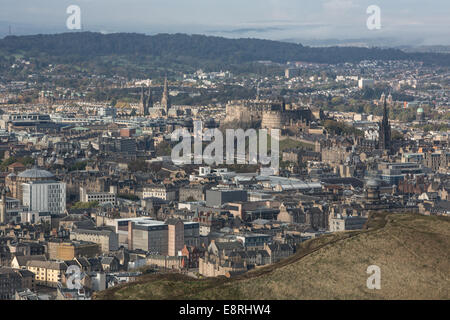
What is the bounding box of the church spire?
[379,95,391,152]
[140,86,145,104]
[161,76,171,116]
[139,86,149,116]
[146,87,152,115]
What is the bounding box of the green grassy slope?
[94,212,449,300]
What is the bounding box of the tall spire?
[161,76,171,116]
[145,87,152,115]
[379,95,391,152]
[163,76,168,92]
[140,86,145,103]
[139,86,147,116]
[256,81,260,101]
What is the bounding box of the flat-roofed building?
[70,229,118,253]
[236,233,273,250]
[0,195,28,224]
[206,189,247,207]
[114,217,199,256]
[80,187,117,205]
[47,241,101,261]
[22,180,66,215]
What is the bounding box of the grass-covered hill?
[94,212,449,300]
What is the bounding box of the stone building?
[199,249,248,278]
[26,260,67,287]
[263,243,294,263]
[69,229,119,253]
[138,86,152,116]
[179,185,205,202]
[277,203,304,224]
[180,245,205,268]
[47,241,101,261]
[225,99,314,129]
[261,105,313,130]
[0,267,23,299]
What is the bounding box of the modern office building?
[79,186,117,205]
[113,217,199,256]
[206,189,248,207]
[380,162,425,185]
[99,136,137,155]
[22,180,66,215]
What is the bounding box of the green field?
[279,138,315,151]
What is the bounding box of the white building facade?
[22,181,66,215]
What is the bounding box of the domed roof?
[366,178,380,188]
[18,167,54,179]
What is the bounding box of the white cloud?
[323,0,357,12]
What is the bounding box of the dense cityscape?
[0,3,449,304]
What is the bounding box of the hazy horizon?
[0,0,449,47]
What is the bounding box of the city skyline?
[0,0,448,304]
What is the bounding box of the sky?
[0,0,449,46]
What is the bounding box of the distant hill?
[94,212,450,300]
[0,32,449,67]
[399,45,450,54]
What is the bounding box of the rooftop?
[18,167,54,179]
